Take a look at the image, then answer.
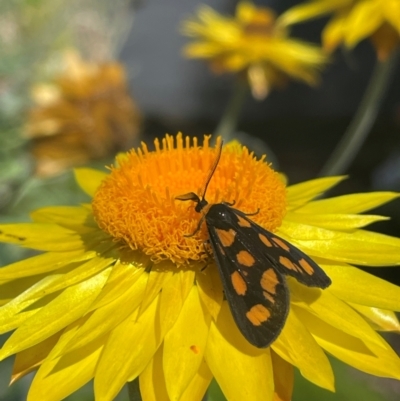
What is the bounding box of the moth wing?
[206,220,289,348]
[232,209,331,289]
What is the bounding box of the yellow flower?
[182,1,327,99]
[25,49,142,177]
[1,133,400,401]
[281,0,400,60]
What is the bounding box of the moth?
[176,142,331,348]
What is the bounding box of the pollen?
[92,133,287,266]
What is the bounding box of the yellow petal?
[140,344,212,401]
[0,223,83,251]
[0,249,94,282]
[74,168,106,197]
[294,305,400,379]
[291,280,387,348]
[30,206,97,233]
[279,0,349,27]
[58,271,148,355]
[384,0,400,32]
[0,269,110,360]
[0,275,68,334]
[322,264,400,310]
[322,12,348,52]
[159,269,195,338]
[271,350,294,401]
[272,307,334,391]
[344,0,383,48]
[350,303,400,332]
[286,176,346,210]
[286,211,388,230]
[28,333,104,401]
[163,285,211,400]
[205,302,274,401]
[280,221,400,266]
[295,192,399,214]
[179,358,213,401]
[12,332,62,383]
[88,261,146,310]
[196,265,224,321]
[94,294,161,401]
[23,255,114,301]
[139,344,169,401]
[138,266,174,316]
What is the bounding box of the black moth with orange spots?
[176,141,331,348]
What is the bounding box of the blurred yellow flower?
[25,50,142,177]
[1,133,400,401]
[281,0,400,60]
[182,2,328,99]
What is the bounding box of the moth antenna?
[200,139,223,201]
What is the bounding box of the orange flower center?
[92,133,287,265]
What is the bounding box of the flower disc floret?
[92,134,286,265]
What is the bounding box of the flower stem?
[127,379,142,401]
[319,48,400,177]
[214,78,248,141]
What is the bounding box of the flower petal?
[350,303,400,332]
[295,192,399,214]
[205,302,274,401]
[74,168,106,197]
[272,307,334,391]
[0,275,61,333]
[285,211,388,230]
[384,0,400,32]
[286,176,346,210]
[88,261,146,310]
[179,359,213,401]
[159,269,195,338]
[138,267,174,316]
[140,345,169,401]
[291,280,387,348]
[271,350,294,401]
[322,11,348,52]
[30,206,97,233]
[280,221,400,266]
[140,344,212,401]
[0,250,95,282]
[94,294,161,401]
[0,223,83,251]
[163,285,211,400]
[12,332,62,383]
[322,263,400,310]
[28,333,104,401]
[344,0,383,48]
[0,269,110,360]
[23,255,114,301]
[196,265,224,321]
[294,305,400,379]
[278,0,350,26]
[58,270,148,356]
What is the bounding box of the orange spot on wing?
[263,291,275,304]
[261,268,279,295]
[299,258,315,275]
[231,271,247,295]
[246,304,271,326]
[237,215,251,228]
[259,233,273,247]
[217,244,226,256]
[272,237,290,251]
[236,250,256,267]
[279,256,297,271]
[215,228,236,247]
